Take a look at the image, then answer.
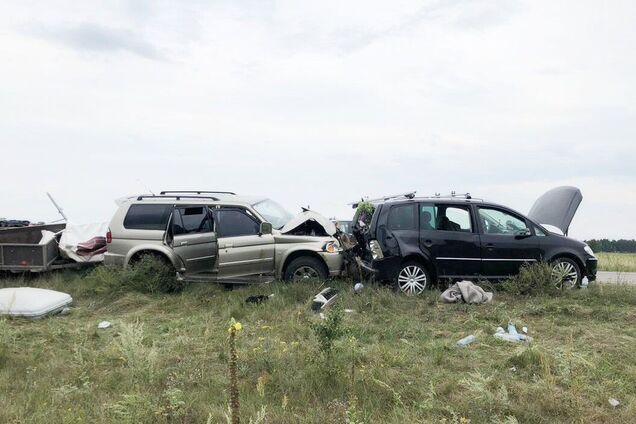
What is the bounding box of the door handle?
[180,241,188,246]
[422,239,433,247]
[485,243,495,250]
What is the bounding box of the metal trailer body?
[0,224,73,272]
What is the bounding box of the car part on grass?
[97,321,112,329]
[0,287,72,319]
[311,287,339,311]
[440,281,493,304]
[353,282,364,293]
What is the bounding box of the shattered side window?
[388,204,417,231]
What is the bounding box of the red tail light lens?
[106,230,112,243]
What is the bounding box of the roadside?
[596,271,636,284]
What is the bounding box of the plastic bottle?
[456,335,476,346]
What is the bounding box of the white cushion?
[0,288,72,318]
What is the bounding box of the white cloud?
[0,0,634,239]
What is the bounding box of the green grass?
[596,252,636,272]
[1,269,636,423]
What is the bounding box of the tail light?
[106,230,112,243]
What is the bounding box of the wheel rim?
[292,266,320,282]
[551,261,579,289]
[397,265,427,295]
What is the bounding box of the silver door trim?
[436,257,538,262]
[436,257,481,261]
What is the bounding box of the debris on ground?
[0,287,72,319]
[494,322,533,343]
[353,282,364,293]
[245,294,275,304]
[440,281,493,304]
[456,335,477,346]
[608,398,620,407]
[344,309,355,313]
[97,321,112,329]
[311,287,339,311]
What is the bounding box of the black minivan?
[352,187,597,295]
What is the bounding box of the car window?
[217,209,260,238]
[388,204,417,231]
[478,207,529,235]
[437,205,472,232]
[420,204,437,230]
[173,207,213,235]
[123,204,172,230]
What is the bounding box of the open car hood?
[528,186,582,235]
[280,210,337,237]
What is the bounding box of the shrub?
[501,262,559,296]
[311,308,347,359]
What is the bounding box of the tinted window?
[123,204,172,230]
[217,209,260,238]
[388,204,417,230]
[478,208,528,235]
[420,204,437,230]
[173,207,213,235]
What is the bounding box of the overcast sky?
[1,0,634,240]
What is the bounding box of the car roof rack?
[349,191,416,208]
[159,190,236,195]
[428,192,483,201]
[136,195,220,201]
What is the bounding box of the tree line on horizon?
[585,239,636,253]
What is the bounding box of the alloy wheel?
[551,260,580,289]
[397,265,428,295]
[292,266,320,282]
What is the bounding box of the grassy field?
[1,269,636,423]
[596,252,636,272]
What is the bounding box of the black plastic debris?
[245,294,275,304]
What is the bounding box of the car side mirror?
[260,222,273,235]
[514,228,532,239]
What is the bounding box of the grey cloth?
[440,281,493,304]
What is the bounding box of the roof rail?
[429,192,483,201]
[136,195,220,201]
[160,190,236,195]
[349,191,416,208]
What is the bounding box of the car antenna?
[137,178,155,195]
[46,192,68,222]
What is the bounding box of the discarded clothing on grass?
[440,281,493,304]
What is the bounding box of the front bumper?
[585,257,598,281]
[318,251,345,277]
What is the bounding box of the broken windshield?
[252,199,294,229]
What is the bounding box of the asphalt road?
[595,271,636,284]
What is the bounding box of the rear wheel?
[284,256,328,282]
[551,257,582,289]
[396,261,429,295]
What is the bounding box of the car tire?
[396,261,430,295]
[284,256,328,282]
[551,257,582,289]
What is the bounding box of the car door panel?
[477,207,541,278]
[170,206,218,274]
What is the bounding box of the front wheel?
[396,262,430,295]
[284,256,328,282]
[551,257,582,289]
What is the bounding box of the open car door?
[168,206,218,274]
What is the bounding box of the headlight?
[369,240,384,260]
[584,245,595,257]
[323,241,340,253]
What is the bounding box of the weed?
[115,321,159,382]
[310,307,347,359]
[501,262,560,296]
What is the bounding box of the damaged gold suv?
[104,191,343,283]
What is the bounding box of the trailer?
[0,224,88,272]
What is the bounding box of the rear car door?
[477,206,541,278]
[215,207,275,277]
[171,206,218,274]
[419,203,481,278]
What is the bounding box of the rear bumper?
[103,252,125,267]
[585,257,598,281]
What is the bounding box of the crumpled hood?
[528,186,582,235]
[280,210,337,236]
